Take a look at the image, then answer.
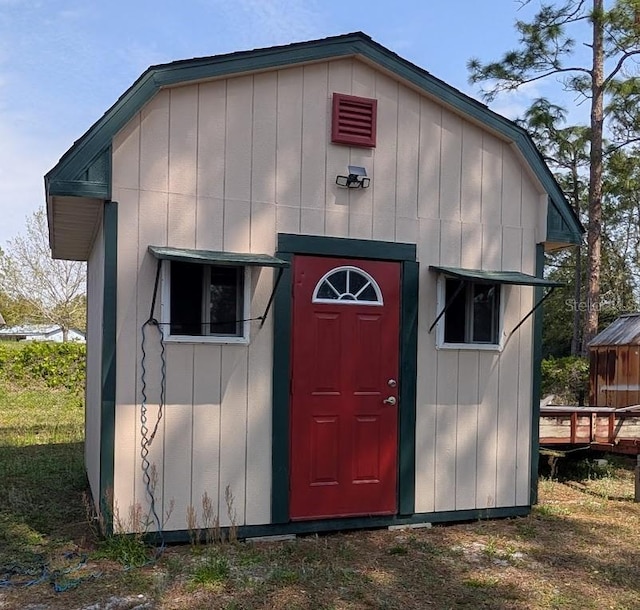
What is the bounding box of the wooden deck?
[540,405,640,455]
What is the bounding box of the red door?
[289,255,400,520]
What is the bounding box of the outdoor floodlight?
[336,165,370,189]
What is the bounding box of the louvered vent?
[331,93,377,148]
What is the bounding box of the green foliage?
[95,534,151,568]
[190,552,230,587]
[0,341,85,392]
[541,356,589,404]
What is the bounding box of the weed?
[190,552,230,588]
[388,544,408,556]
[515,519,537,539]
[225,485,237,543]
[96,533,150,568]
[269,567,300,585]
[186,504,199,546]
[464,576,499,588]
[534,503,570,519]
[202,491,220,545]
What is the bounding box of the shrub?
[541,356,589,405]
[0,341,85,392]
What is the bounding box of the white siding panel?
[371,72,398,241]
[252,73,277,206]
[434,350,458,512]
[162,344,195,530]
[169,86,198,197]
[301,64,329,236]
[192,346,222,520]
[168,194,197,249]
[456,351,479,510]
[521,174,540,237]
[140,90,170,193]
[219,346,248,526]
[439,110,462,221]
[417,100,441,221]
[226,76,253,205]
[439,220,462,267]
[224,200,251,253]
[113,187,140,520]
[502,227,522,272]
[395,87,420,238]
[246,301,274,525]
[501,146,522,228]
[481,136,502,225]
[460,121,482,224]
[113,404,138,532]
[395,217,418,244]
[276,68,303,221]
[414,219,440,513]
[481,224,502,270]
[497,287,519,508]
[113,115,140,190]
[476,352,499,508]
[349,62,375,239]
[196,197,224,251]
[197,81,226,200]
[461,222,482,269]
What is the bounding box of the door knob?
[383,396,397,406]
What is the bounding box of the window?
[441,278,501,346]
[312,266,383,305]
[164,261,249,342]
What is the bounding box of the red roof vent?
[331,93,377,148]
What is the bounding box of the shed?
[45,32,582,539]
[589,313,640,408]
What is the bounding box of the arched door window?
[312,266,383,305]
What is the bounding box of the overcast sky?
[0,0,566,249]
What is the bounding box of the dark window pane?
[358,283,377,302]
[328,270,347,295]
[472,284,499,343]
[209,266,242,335]
[171,262,203,335]
[317,280,339,300]
[444,279,466,343]
[348,270,369,295]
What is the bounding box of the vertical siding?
[110,57,545,531]
[85,215,104,504]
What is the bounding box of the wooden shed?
[589,314,640,408]
[45,32,582,539]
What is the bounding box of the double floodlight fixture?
[336,165,370,189]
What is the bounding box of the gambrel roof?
[45,32,583,259]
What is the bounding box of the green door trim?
[271,234,418,523]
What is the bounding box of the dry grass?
[2,470,640,609]
[2,382,640,609]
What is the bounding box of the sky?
[0,0,567,249]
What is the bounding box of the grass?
[2,380,640,609]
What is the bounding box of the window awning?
[429,266,563,287]
[148,246,290,268]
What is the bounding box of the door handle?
[383,396,397,406]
